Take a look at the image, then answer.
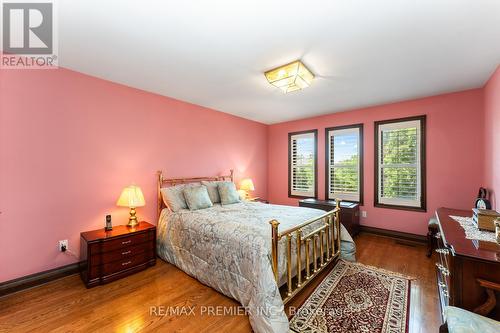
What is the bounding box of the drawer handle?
[441,268,450,276]
[121,240,132,245]
[435,249,449,255]
[121,261,132,266]
[122,250,132,255]
[435,263,450,276]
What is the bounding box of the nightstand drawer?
[90,242,154,266]
[87,253,152,280]
[101,253,151,276]
[90,232,153,255]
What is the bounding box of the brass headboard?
[157,170,234,216]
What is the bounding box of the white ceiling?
[58,0,500,124]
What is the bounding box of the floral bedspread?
[156,201,355,333]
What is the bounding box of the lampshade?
[237,189,247,200]
[264,60,314,93]
[240,178,255,192]
[116,185,145,208]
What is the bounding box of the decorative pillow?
[201,181,221,203]
[218,181,240,205]
[183,185,213,211]
[160,183,200,212]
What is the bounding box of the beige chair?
[440,306,500,333]
[440,279,500,332]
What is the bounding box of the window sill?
[289,194,317,199]
[374,202,427,213]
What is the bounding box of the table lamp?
[239,178,255,199]
[116,185,145,227]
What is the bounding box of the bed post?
[270,219,280,283]
[336,199,341,252]
[157,170,163,217]
[296,230,302,288]
[229,169,234,182]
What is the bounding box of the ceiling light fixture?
[264,60,314,93]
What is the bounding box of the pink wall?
[268,90,485,235]
[484,65,500,209]
[0,68,268,282]
[1,65,496,283]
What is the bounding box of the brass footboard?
[269,199,341,304]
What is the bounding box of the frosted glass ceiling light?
[265,60,314,93]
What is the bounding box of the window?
[325,124,363,203]
[288,130,317,198]
[375,115,426,211]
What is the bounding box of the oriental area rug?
[289,260,411,333]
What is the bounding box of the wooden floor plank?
[0,233,439,333]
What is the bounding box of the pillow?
[201,181,221,203]
[160,183,200,212]
[183,185,213,211]
[218,181,240,205]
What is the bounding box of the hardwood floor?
[0,233,440,332]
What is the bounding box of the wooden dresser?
[80,222,156,288]
[435,208,500,321]
[298,199,360,236]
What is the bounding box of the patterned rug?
[289,260,411,333]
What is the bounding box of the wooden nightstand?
[80,221,156,288]
[299,199,360,236]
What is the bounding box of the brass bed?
[156,169,341,305]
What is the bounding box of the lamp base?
[128,207,139,228]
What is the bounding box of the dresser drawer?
[89,231,153,255]
[90,242,154,266]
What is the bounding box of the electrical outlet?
[58,239,68,251]
[361,211,367,218]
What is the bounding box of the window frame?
[288,129,318,199]
[374,115,427,212]
[324,124,364,204]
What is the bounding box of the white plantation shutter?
[377,119,423,208]
[290,132,316,197]
[327,127,361,202]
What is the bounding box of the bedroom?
[1,1,500,332]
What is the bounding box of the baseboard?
[0,262,80,297]
[0,227,425,297]
[359,226,427,245]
